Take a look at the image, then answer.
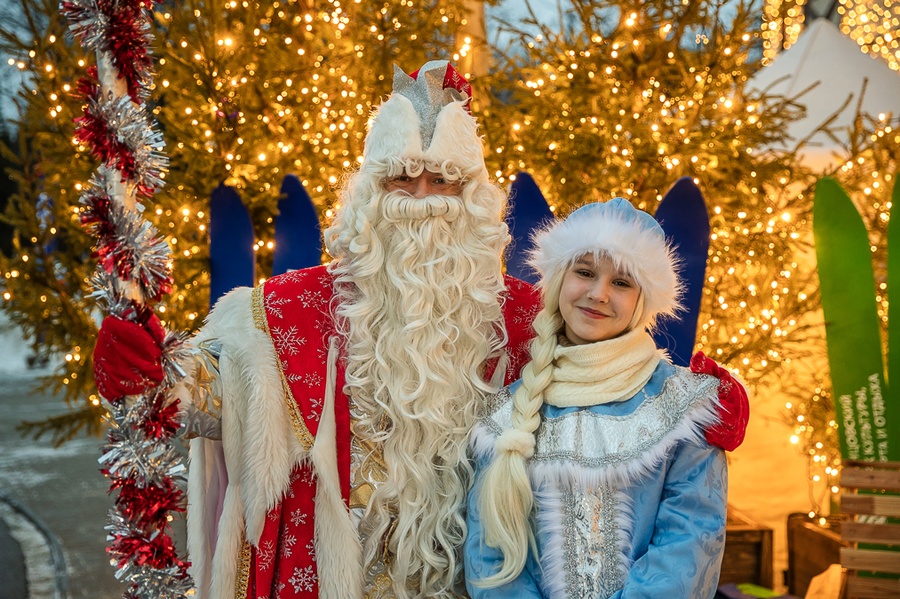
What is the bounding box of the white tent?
[747,17,900,172]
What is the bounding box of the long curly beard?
[330,185,509,598]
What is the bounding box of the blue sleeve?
[612,443,728,599]
[464,452,545,599]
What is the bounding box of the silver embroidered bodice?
[472,363,723,598]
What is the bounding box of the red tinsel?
[74,107,139,183]
[60,0,156,102]
[103,0,153,101]
[106,477,185,529]
[141,392,182,439]
[64,0,192,592]
[108,531,190,573]
[79,193,116,239]
[97,241,135,281]
[75,66,100,100]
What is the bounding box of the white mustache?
[381,192,463,221]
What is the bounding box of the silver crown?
[391,61,468,149]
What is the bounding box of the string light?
[838,0,900,70]
[0,0,897,524]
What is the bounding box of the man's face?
[382,168,463,198]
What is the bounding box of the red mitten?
[93,314,165,400]
[690,351,749,452]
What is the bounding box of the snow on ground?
[0,310,59,377]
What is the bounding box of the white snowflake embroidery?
[289,565,317,593]
[307,397,323,422]
[285,371,304,384]
[297,289,325,309]
[271,325,307,356]
[306,540,317,562]
[300,468,317,485]
[264,290,292,320]
[285,470,303,499]
[273,269,309,285]
[302,372,323,387]
[283,533,298,557]
[513,303,539,325]
[258,540,275,572]
[318,272,331,288]
[290,509,307,527]
[277,582,286,594]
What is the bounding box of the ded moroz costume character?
[465,199,731,598]
[181,61,540,598]
[92,62,747,599]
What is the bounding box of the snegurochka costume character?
[92,62,747,599]
[466,198,733,599]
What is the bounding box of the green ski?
[887,174,900,460]
[814,177,890,461]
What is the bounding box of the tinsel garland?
[60,0,194,596]
[61,0,154,101]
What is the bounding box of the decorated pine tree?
[478,0,821,394]
[0,0,100,440]
[0,0,474,442]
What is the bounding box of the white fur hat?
[360,61,487,179]
[530,198,683,323]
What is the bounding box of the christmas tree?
[0,0,473,442]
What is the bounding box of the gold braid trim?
[234,537,252,599]
[251,284,315,450]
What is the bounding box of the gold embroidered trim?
[251,283,316,450]
[234,537,252,599]
[251,284,267,333]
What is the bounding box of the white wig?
[529,197,683,326]
[360,60,488,181]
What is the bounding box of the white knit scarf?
[543,327,661,408]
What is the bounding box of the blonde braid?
[475,270,565,587]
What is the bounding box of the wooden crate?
[787,512,847,597]
[721,505,774,589]
[840,460,900,599]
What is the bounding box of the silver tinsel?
[62,0,155,101]
[86,92,168,194]
[81,173,172,304]
[62,0,195,596]
[105,512,194,599]
[99,397,187,489]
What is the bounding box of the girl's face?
[559,254,641,345]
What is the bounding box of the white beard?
[331,188,508,598]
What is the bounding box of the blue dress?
[465,360,728,598]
